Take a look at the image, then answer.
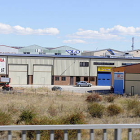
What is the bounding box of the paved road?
[11,85,110,93]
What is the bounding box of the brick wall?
[54,76,70,85]
[28,75,33,85]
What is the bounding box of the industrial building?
[0,45,81,55]
[1,52,140,86]
[111,64,140,95]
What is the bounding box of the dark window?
[98,78,101,80]
[23,52,30,54]
[61,77,66,81]
[103,79,105,80]
[94,62,114,65]
[84,77,88,81]
[122,63,137,66]
[55,77,59,81]
[80,62,89,67]
[90,77,95,81]
[70,53,77,55]
[107,79,110,80]
[55,53,61,55]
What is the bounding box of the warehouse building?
[111,63,140,95]
[1,53,140,86]
[0,45,81,55]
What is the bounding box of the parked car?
[76,81,92,87]
[52,86,62,91]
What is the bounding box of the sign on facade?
[114,73,124,80]
[114,72,124,95]
[66,50,80,55]
[0,58,5,74]
[98,67,113,72]
[35,49,42,53]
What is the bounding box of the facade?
[111,64,140,95]
[0,45,81,55]
[18,45,81,55]
[81,48,124,56]
[1,54,140,86]
[0,45,19,54]
[128,49,140,57]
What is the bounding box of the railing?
[0,124,139,140]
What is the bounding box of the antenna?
[131,37,134,50]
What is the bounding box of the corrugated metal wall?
[54,58,89,76]
[33,65,52,85]
[8,57,53,75]
[9,65,27,85]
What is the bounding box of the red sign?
[0,58,5,62]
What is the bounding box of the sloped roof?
[82,48,124,53]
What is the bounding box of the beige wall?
[125,81,140,95]
[8,57,53,75]
[54,58,89,76]
[129,51,140,57]
[125,73,140,95]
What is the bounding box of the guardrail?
[0,124,139,140]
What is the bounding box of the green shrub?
[86,94,102,102]
[126,99,140,111]
[17,108,36,124]
[106,95,115,103]
[63,111,85,124]
[107,104,122,116]
[0,111,12,125]
[133,106,140,117]
[25,112,86,140]
[88,103,105,118]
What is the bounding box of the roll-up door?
[9,65,27,85]
[97,72,111,86]
[33,65,52,85]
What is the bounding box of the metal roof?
[1,53,140,60]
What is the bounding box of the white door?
[33,65,52,85]
[9,65,27,85]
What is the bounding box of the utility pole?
[131,37,134,50]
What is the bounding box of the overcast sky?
[0,0,140,51]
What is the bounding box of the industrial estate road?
[11,85,110,93]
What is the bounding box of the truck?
[0,77,13,91]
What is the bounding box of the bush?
[25,112,86,140]
[0,111,12,125]
[126,99,140,111]
[107,104,122,116]
[17,108,36,124]
[106,95,115,103]
[88,103,105,118]
[133,106,140,117]
[63,112,85,124]
[86,94,102,102]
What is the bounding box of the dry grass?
[0,88,140,139]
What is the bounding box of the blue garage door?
[97,72,111,86]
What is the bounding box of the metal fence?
[0,124,139,140]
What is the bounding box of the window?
[80,62,89,67]
[23,52,30,54]
[55,77,59,81]
[90,77,95,81]
[61,77,66,81]
[94,62,114,65]
[70,53,77,55]
[55,53,61,55]
[122,63,137,66]
[84,77,88,81]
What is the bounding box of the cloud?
[0,23,59,35]
[63,39,86,44]
[66,25,140,40]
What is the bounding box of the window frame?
[55,77,59,81]
[61,77,66,81]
